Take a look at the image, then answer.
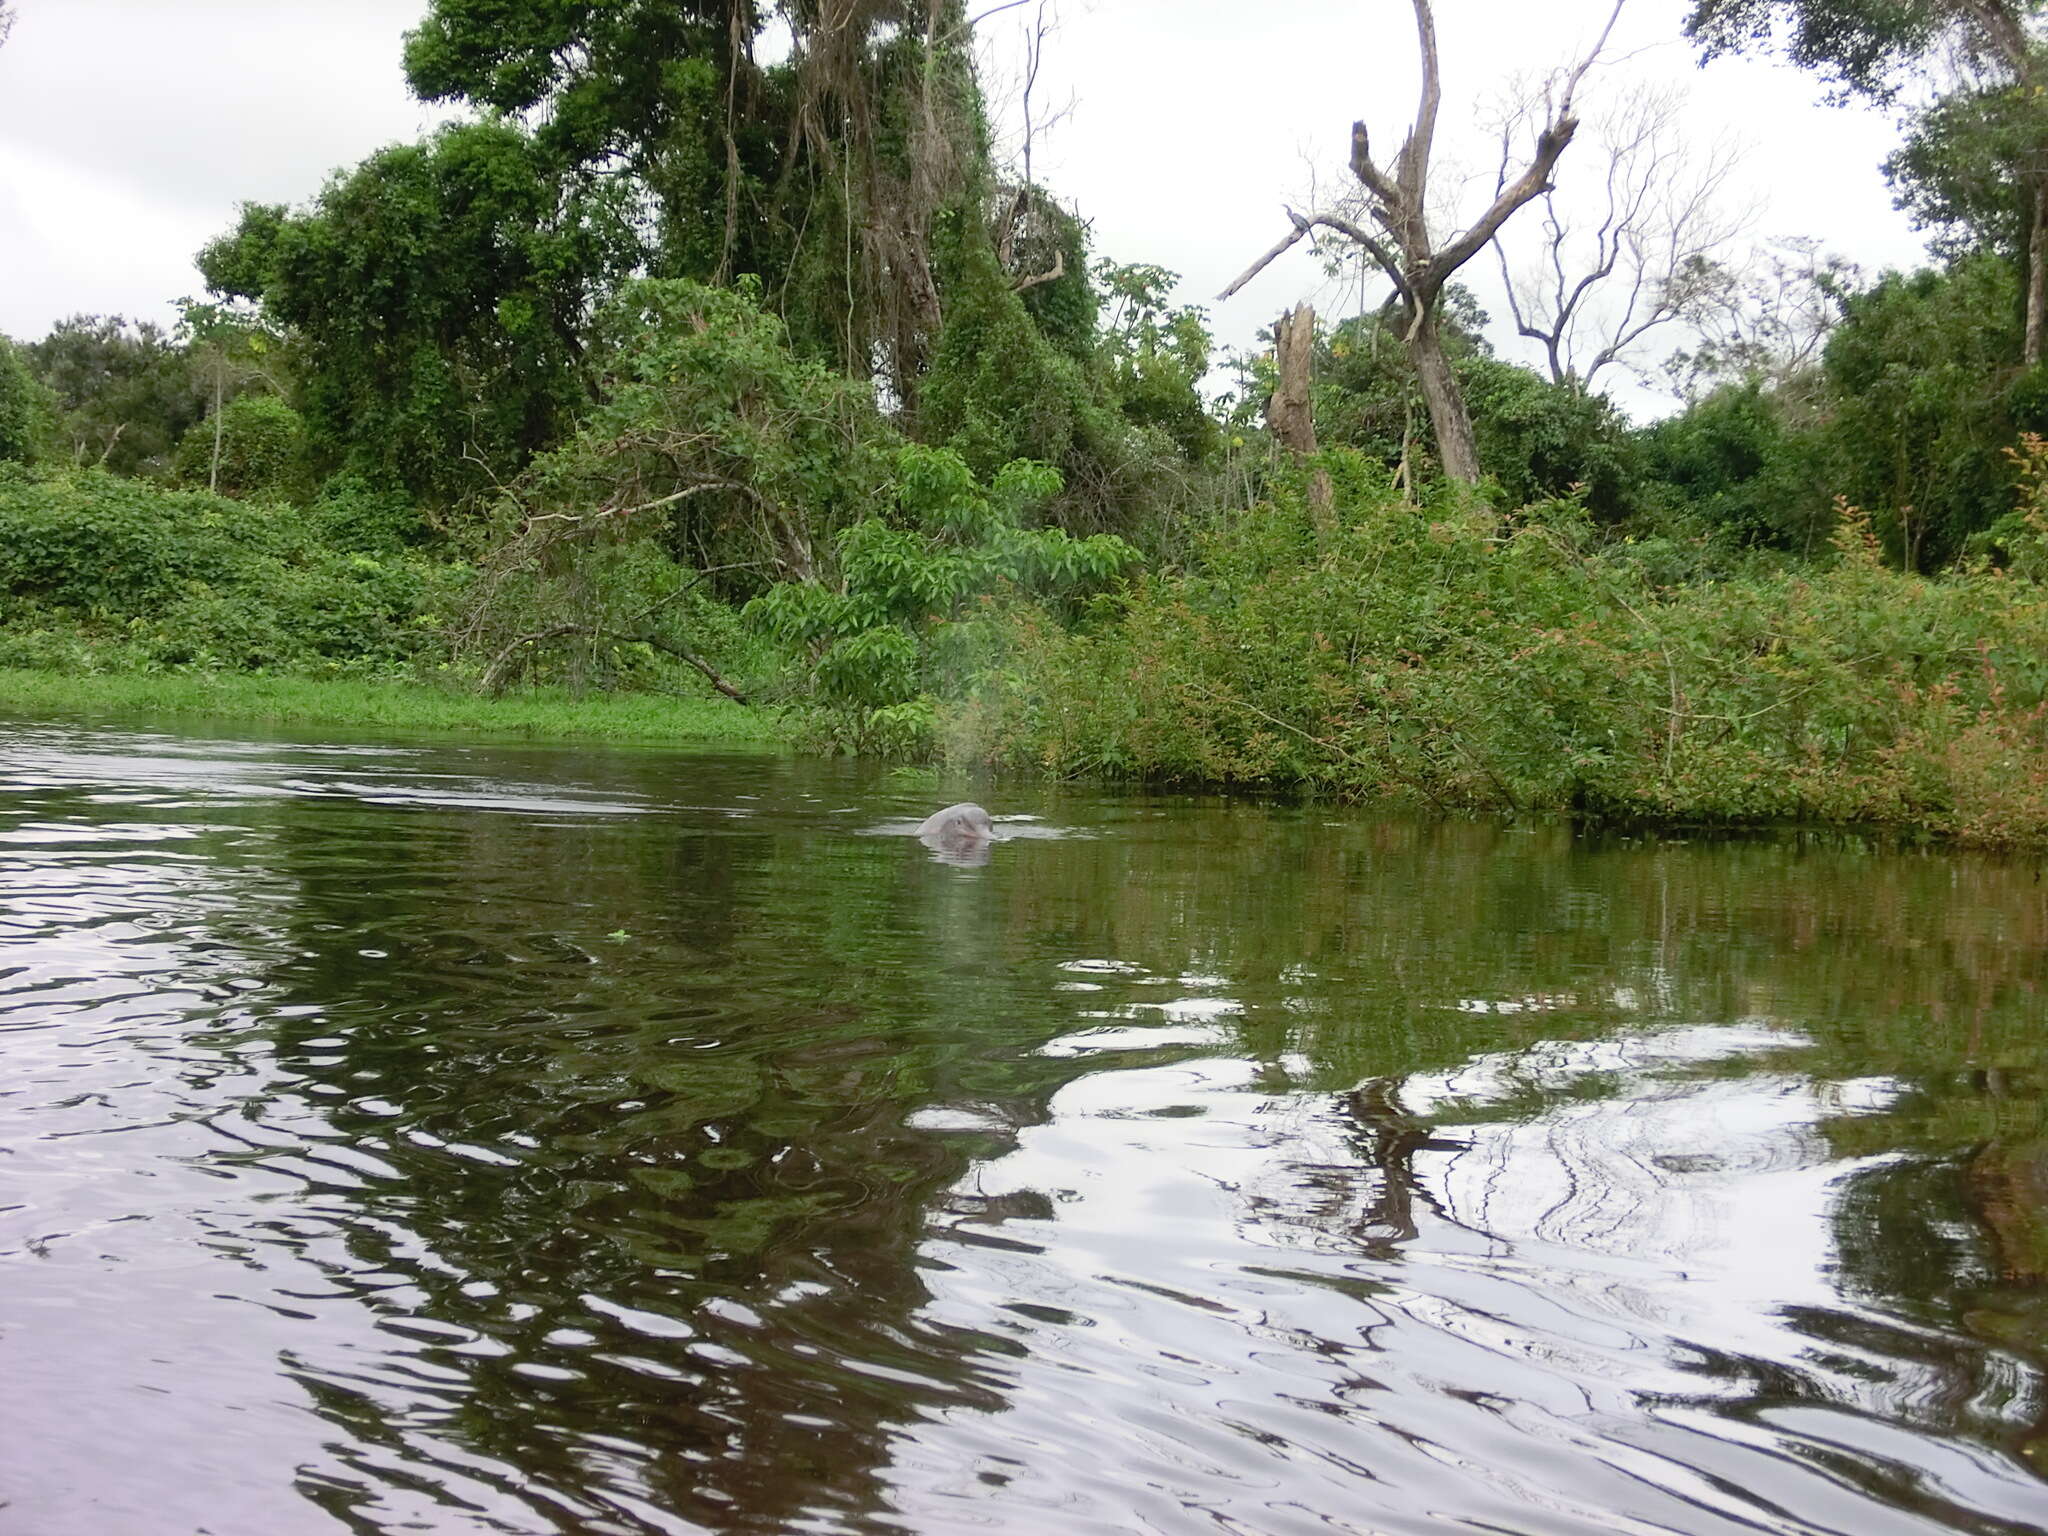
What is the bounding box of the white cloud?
[0,0,450,336]
[0,0,1936,418]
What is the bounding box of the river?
[1,721,2043,1534]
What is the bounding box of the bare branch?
[1220,0,1633,481]
[1013,247,1066,292]
[1488,79,1751,388]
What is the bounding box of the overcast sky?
[0,0,1932,418]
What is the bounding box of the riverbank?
[0,669,784,747]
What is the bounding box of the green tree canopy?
[1818,254,2035,568]
[24,315,205,477]
[401,0,985,402]
[0,335,53,465]
[200,120,641,505]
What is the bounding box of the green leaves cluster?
[0,468,449,674]
[0,337,53,466]
[746,445,1137,751]
[958,459,2048,844]
[200,120,641,504]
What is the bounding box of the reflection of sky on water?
[898,1016,2047,1534]
[5,723,2046,1535]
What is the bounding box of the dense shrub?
[746,445,1138,753]
[947,459,2048,846]
[0,337,53,465]
[174,394,313,502]
[1636,380,1832,554]
[0,469,450,672]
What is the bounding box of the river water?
[1,721,2044,1535]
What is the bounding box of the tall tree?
[24,315,207,477]
[401,0,989,404]
[1686,0,2048,363]
[1223,0,1627,483]
[200,120,641,503]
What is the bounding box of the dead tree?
[1268,304,1333,512]
[1488,81,1749,392]
[1268,304,1320,457]
[1223,0,1628,483]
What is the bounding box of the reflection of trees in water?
[1233,1022,2048,1519]
[231,771,1098,1533]
[178,762,2048,1529]
[1825,1062,2048,1475]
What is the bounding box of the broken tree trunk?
[1268,304,1332,514]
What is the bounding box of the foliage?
[1301,298,1488,477]
[1684,0,1986,104]
[0,335,53,465]
[522,277,892,578]
[173,394,312,503]
[23,314,206,476]
[311,473,434,555]
[401,0,988,405]
[1816,254,2033,569]
[1636,379,1833,552]
[447,278,882,697]
[919,214,1148,533]
[0,468,451,674]
[1888,82,2048,262]
[1305,303,1636,517]
[744,445,1138,753]
[200,120,642,505]
[1094,260,1219,462]
[1968,431,2048,577]
[1461,360,1641,523]
[949,460,2048,846]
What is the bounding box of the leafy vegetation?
[14,1,2048,842]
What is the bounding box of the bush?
[1635,380,1832,555]
[745,445,1138,753]
[946,458,2048,846]
[312,473,432,553]
[0,469,449,672]
[173,394,312,502]
[0,337,54,465]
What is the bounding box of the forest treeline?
[6,0,2048,843]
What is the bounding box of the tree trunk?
[1268,305,1318,456]
[1269,305,1332,515]
[1407,311,1481,483]
[209,362,224,496]
[2027,177,2048,369]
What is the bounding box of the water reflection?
[0,723,2043,1534]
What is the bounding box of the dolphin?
[917,802,996,854]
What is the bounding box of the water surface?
[2,721,2044,1534]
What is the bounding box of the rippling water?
[2,720,2044,1535]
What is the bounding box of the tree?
[1636,379,1831,551]
[24,315,207,477]
[1487,82,1749,392]
[402,0,991,405]
[1094,261,1218,462]
[0,335,53,465]
[1816,253,2031,569]
[1686,0,2048,363]
[1310,290,1493,485]
[200,120,641,504]
[1661,237,1856,410]
[1223,0,1628,483]
[1887,75,2048,272]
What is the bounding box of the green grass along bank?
[0,669,783,748]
